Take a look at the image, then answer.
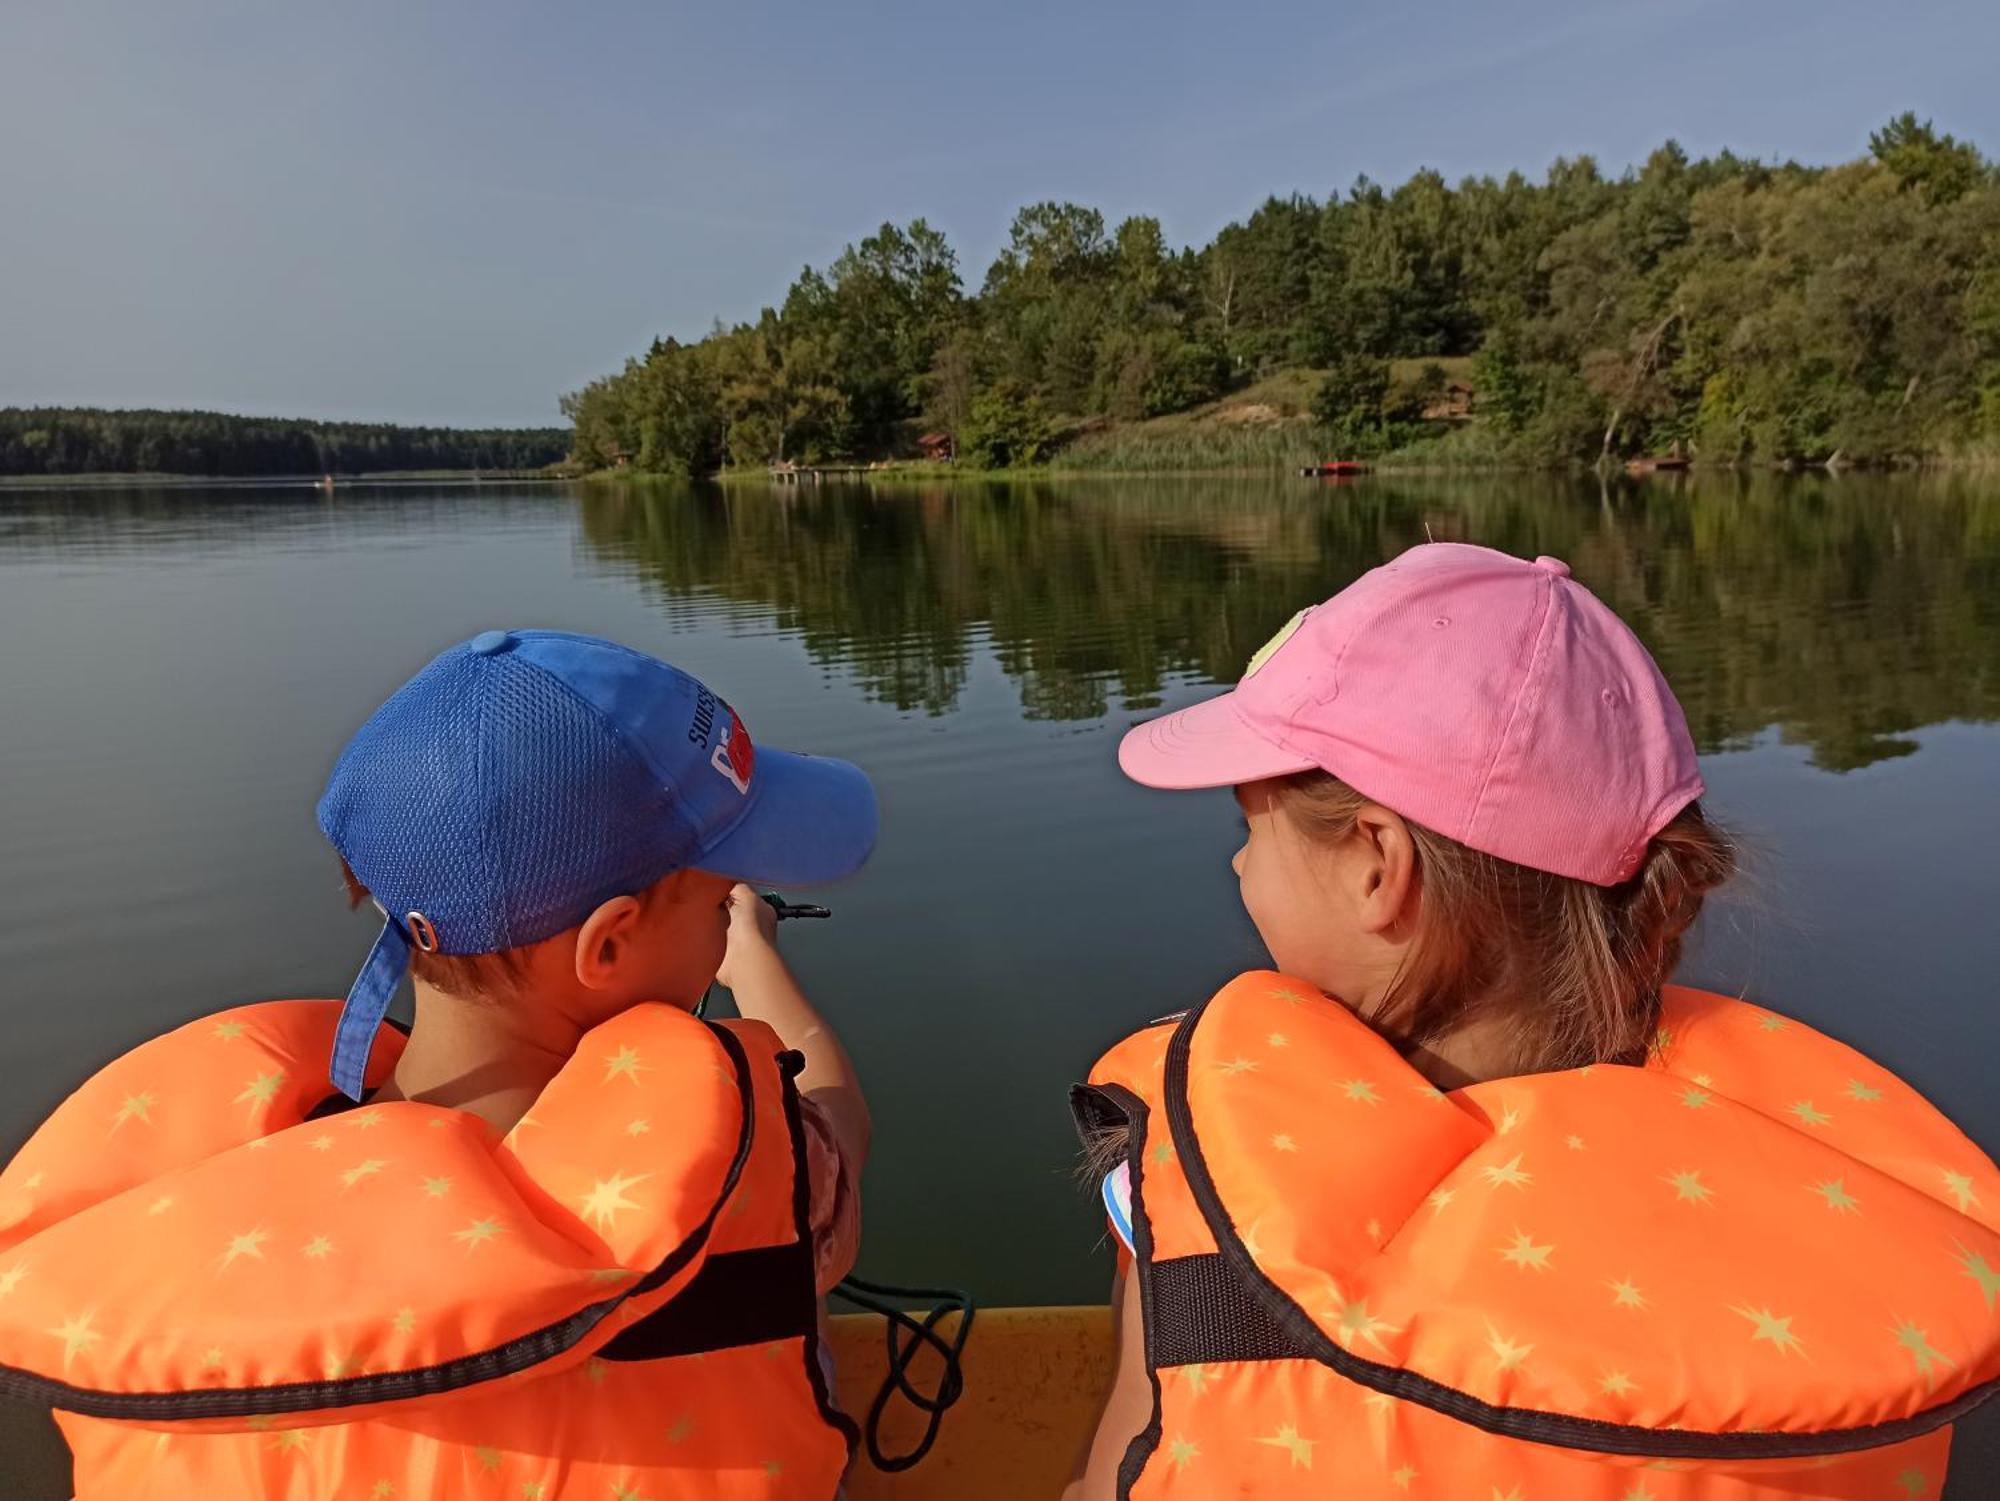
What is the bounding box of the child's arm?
[716,883,872,1174]
[1065,1263,1151,1501]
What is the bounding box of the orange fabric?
[1088,972,2000,1499]
[0,1001,852,1498]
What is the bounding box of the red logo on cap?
[711,708,754,795]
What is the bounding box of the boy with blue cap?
[0,629,880,1498]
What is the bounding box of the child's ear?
[1353,805,1418,936]
[574,896,645,990]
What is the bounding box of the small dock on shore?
[768,464,879,484]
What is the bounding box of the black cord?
[830,1275,975,1472]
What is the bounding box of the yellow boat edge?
[826,1305,1113,1500]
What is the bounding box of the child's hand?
[716,882,779,991]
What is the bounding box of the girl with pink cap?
[1067,544,2000,1500]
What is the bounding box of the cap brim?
[1118,691,1318,790]
[695,747,879,887]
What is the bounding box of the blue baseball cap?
[316,628,878,1098]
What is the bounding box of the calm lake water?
[2,472,1998,1489]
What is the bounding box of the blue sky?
[3,1,1995,427]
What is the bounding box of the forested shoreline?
[565,115,2000,475]
[0,409,569,478]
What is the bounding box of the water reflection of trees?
[576,473,2000,771]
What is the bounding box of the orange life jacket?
[0,999,854,1499]
[1078,972,2000,1499]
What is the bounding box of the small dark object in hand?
[760,892,831,921]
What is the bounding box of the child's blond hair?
[1270,770,1737,1073]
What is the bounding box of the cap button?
[468,630,515,657]
[1532,555,1572,579]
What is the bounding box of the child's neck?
[375,980,584,1135]
[1393,1009,1527,1091]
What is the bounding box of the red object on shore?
[1304,460,1371,476]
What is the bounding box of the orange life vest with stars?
[1076,972,2000,1501]
[0,998,854,1499]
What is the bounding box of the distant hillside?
[0,408,570,477]
[567,114,2000,475]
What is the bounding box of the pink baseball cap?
[1118,542,1704,886]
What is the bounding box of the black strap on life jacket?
[597,1240,816,1358]
[1071,1080,1316,1370]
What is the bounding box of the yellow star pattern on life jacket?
[1484,1323,1533,1373]
[453,1216,505,1250]
[211,1020,245,1042]
[422,1176,453,1199]
[665,1413,694,1443]
[579,1171,651,1232]
[1957,1243,2000,1310]
[1845,1078,1883,1102]
[1892,1320,1955,1387]
[1677,1087,1714,1110]
[1331,1298,1398,1354]
[46,1310,100,1372]
[603,1045,649,1084]
[1606,1276,1649,1310]
[341,1158,388,1189]
[1787,1100,1833,1128]
[1167,1435,1199,1471]
[1339,1078,1382,1106]
[1896,1469,1929,1498]
[626,1118,650,1136]
[474,1444,502,1473]
[218,1227,269,1269]
[1427,1187,1457,1215]
[1481,1154,1533,1190]
[1940,1169,1980,1214]
[1599,1369,1638,1396]
[1498,1229,1554,1272]
[1390,1464,1418,1490]
[349,1108,386,1130]
[110,1091,156,1132]
[234,1070,284,1112]
[1254,1422,1316,1469]
[146,1194,173,1214]
[392,1306,416,1334]
[308,1134,334,1152]
[301,1234,334,1260]
[1217,1056,1260,1077]
[1812,1178,1861,1214]
[1271,1134,1298,1153]
[1731,1304,1804,1357]
[0,1264,25,1301]
[1663,1168,1713,1205]
[1180,1362,1217,1394]
[369,1482,395,1499]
